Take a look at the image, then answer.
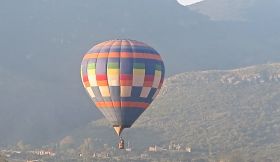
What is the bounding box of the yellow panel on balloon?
[154,70,161,77]
[140,87,151,98]
[99,86,111,97]
[108,69,120,76]
[152,71,161,88]
[88,69,97,86]
[120,86,132,97]
[133,69,145,76]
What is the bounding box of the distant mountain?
[71,63,280,158]
[188,0,257,21]
[188,0,280,21]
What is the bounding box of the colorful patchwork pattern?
[81,39,165,127]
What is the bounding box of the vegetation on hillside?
[71,63,280,160]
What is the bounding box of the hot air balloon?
[80,39,165,148]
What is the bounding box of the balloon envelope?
[81,39,165,135]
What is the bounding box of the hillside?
[188,0,257,21]
[72,63,280,159]
[188,0,280,22]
